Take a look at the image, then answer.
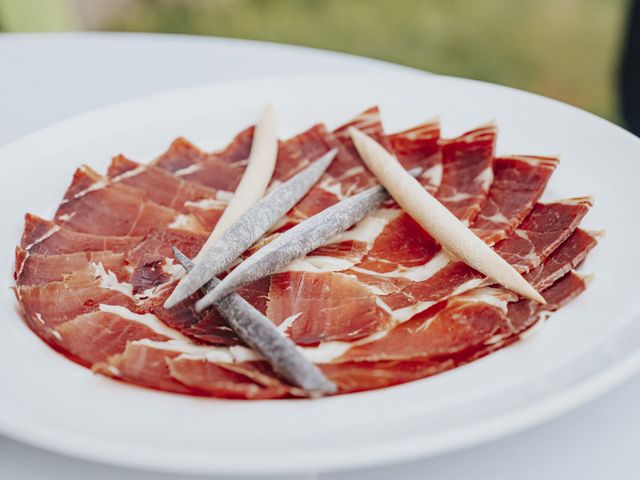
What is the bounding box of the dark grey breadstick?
[164,148,337,309]
[173,247,337,396]
[195,170,420,312]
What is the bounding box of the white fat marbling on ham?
[183,197,229,211]
[353,250,452,282]
[137,259,185,300]
[276,312,302,335]
[56,212,76,222]
[131,337,352,364]
[23,223,60,250]
[90,262,134,299]
[110,164,146,182]
[475,165,494,192]
[168,213,201,231]
[281,208,401,273]
[334,208,400,242]
[97,304,190,341]
[284,256,355,273]
[451,287,515,312]
[387,300,436,323]
[60,176,109,204]
[421,163,443,188]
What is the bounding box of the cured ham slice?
[336,289,516,363]
[471,155,558,244]
[332,106,390,177]
[126,228,206,297]
[14,240,143,345]
[20,226,237,348]
[167,358,294,399]
[319,358,449,394]
[55,166,205,236]
[272,123,343,182]
[501,270,589,339]
[523,228,599,290]
[153,299,242,346]
[15,248,130,286]
[437,124,496,224]
[55,310,171,366]
[15,250,200,368]
[107,155,228,231]
[154,126,252,171]
[16,270,135,327]
[481,229,599,344]
[95,340,292,398]
[152,137,213,173]
[95,342,196,394]
[329,106,390,188]
[154,128,254,191]
[453,270,591,372]
[354,212,440,273]
[267,271,392,344]
[494,197,592,272]
[387,120,442,193]
[21,214,140,255]
[170,156,247,193]
[14,269,136,348]
[14,228,212,360]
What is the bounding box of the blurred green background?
[0,0,630,123]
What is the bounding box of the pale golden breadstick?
[194,104,278,261]
[349,126,545,304]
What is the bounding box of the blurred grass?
[0,0,76,31]
[0,0,626,122]
[107,0,629,123]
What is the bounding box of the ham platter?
[13,105,599,399]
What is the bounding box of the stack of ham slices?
[13,107,598,399]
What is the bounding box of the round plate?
[0,73,637,475]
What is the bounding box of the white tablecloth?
[1,32,638,480]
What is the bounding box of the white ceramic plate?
[0,73,637,476]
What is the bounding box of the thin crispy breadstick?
[194,104,278,261]
[348,127,545,304]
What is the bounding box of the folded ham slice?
[21,214,140,255]
[108,155,228,231]
[55,166,205,236]
[153,128,253,191]
[438,124,496,224]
